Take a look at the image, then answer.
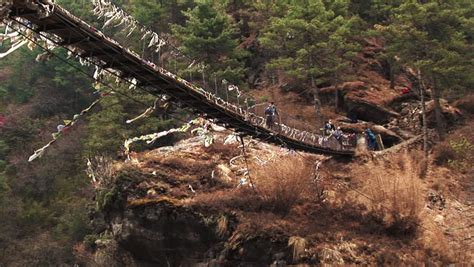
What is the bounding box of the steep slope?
[251,37,463,149]
[81,124,472,265]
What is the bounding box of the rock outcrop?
[83,132,468,266]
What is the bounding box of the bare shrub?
[433,135,473,173]
[254,156,315,214]
[87,156,116,189]
[352,153,424,235]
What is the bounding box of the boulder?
[454,94,474,115]
[345,98,400,124]
[318,81,368,105]
[371,125,403,147]
[387,126,416,140]
[425,99,464,128]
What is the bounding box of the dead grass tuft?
[433,131,473,173]
[73,243,95,266]
[127,196,181,208]
[254,156,315,214]
[320,247,344,264]
[433,142,457,166]
[288,236,306,262]
[192,157,320,215]
[319,240,358,264]
[191,187,262,212]
[160,156,216,179]
[352,152,424,236]
[421,220,455,263]
[203,143,240,159]
[216,215,228,237]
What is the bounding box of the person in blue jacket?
[365,128,377,150]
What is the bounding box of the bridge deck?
[5,0,354,156]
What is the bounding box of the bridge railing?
[4,0,356,153]
[69,0,319,131]
[64,3,317,122]
[72,1,356,152]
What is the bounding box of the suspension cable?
[5,14,354,155]
[6,19,192,126]
[5,16,430,232]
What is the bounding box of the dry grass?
[433,142,457,165]
[319,240,358,264]
[203,143,240,159]
[288,236,306,262]
[72,243,95,265]
[190,156,318,215]
[190,187,261,212]
[433,124,473,173]
[216,215,228,237]
[160,156,216,180]
[351,153,424,235]
[127,196,181,208]
[253,156,315,214]
[420,219,454,263]
[320,247,344,264]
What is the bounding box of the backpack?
[264,106,273,115]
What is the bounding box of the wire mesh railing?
[2,0,356,153]
[83,0,320,129]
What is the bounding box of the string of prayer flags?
[90,0,168,55]
[126,98,159,124]
[28,95,107,162]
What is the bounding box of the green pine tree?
[171,1,248,85]
[260,0,361,115]
[129,0,194,32]
[379,0,474,138]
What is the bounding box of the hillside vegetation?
[0,0,472,265]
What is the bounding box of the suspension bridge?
[1,0,355,156]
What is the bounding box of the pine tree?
[171,1,247,85]
[380,0,474,138]
[260,0,361,115]
[128,0,194,32]
[349,0,403,25]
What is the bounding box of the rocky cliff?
[80,124,473,266]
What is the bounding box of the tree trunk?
[311,76,321,118]
[418,70,428,158]
[432,75,446,139]
[313,89,321,118]
[389,61,396,89]
[170,0,179,25]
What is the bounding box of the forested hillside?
[0,0,472,265]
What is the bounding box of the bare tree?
[417,69,428,158]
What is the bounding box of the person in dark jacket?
[323,120,336,136]
[264,102,279,129]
